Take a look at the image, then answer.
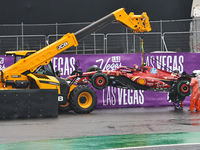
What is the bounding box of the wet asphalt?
[0,106,200,149]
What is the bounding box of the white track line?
[105,143,200,150]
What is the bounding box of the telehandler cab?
[1,8,151,114]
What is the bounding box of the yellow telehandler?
[0,8,151,116]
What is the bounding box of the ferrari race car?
[67,64,191,110]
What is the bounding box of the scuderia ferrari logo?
[57,41,68,50]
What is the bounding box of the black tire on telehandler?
[69,85,97,114]
[58,102,72,112]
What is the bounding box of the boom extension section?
[1,8,151,85]
[75,8,151,40]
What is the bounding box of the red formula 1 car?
[67,64,191,110]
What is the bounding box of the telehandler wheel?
[58,102,72,112]
[70,85,97,114]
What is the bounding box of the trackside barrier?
[0,89,58,119]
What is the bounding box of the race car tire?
[58,102,72,112]
[176,80,190,96]
[69,85,97,114]
[91,73,109,90]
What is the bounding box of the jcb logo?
[58,96,64,101]
[57,41,68,50]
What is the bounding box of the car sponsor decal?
[137,78,146,85]
[150,68,158,74]
[131,76,139,81]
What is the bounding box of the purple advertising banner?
[51,52,199,109]
[0,55,14,70]
[2,52,199,109]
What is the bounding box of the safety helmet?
[192,70,200,77]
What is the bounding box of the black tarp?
[0,89,58,119]
[0,0,193,24]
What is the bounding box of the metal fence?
[191,17,200,52]
[0,35,46,52]
[0,18,199,54]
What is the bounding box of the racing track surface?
[1,106,200,149]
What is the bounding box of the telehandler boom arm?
[1,8,151,84]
